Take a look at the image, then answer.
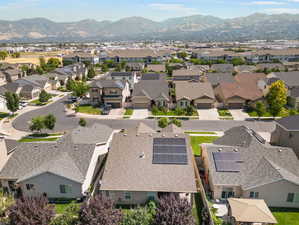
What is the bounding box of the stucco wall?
[106,191,158,205]
[20,172,82,199]
[243,180,299,208]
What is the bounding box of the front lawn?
[189,136,219,156]
[152,107,198,116]
[271,208,299,225]
[75,105,101,115]
[217,109,232,117]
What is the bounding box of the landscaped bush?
[158,118,169,128]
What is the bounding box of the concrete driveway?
[131,109,149,119]
[229,109,249,121]
[198,108,219,120]
[109,108,124,116]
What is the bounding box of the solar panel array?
[213,152,241,172]
[152,138,188,165]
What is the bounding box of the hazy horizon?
[1,0,299,22]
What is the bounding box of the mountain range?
[1,13,299,42]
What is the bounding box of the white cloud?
[244,1,286,5]
[264,7,299,13]
[149,3,199,14]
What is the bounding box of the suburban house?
[141,73,166,81]
[89,79,130,108]
[109,72,137,90]
[269,71,299,89]
[175,81,215,109]
[282,61,299,71]
[0,64,24,83]
[211,64,234,73]
[205,73,235,88]
[227,198,277,225]
[271,115,299,159]
[214,73,265,109]
[172,69,201,81]
[100,49,171,63]
[147,64,166,73]
[54,63,88,81]
[62,53,99,65]
[0,124,114,199]
[132,80,170,109]
[98,123,197,205]
[201,126,299,208]
[0,94,8,112]
[289,87,299,109]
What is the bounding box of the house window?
[26,184,34,190]
[249,192,259,198]
[180,101,184,107]
[287,193,295,202]
[109,90,117,94]
[221,190,234,199]
[124,192,131,200]
[147,192,156,201]
[105,191,110,198]
[60,185,72,194]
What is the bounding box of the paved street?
[12,97,276,133]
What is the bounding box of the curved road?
[13,97,276,133]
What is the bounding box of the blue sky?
[1,0,299,21]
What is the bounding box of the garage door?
[133,103,148,109]
[228,103,244,109]
[109,103,121,108]
[197,103,212,109]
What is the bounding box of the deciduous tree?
[44,114,56,131]
[5,92,19,114]
[29,116,45,133]
[266,80,288,116]
[7,196,54,225]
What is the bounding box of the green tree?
[29,116,45,133]
[72,81,90,98]
[66,78,75,91]
[101,64,109,73]
[255,101,266,118]
[170,118,182,127]
[5,92,19,114]
[43,114,56,131]
[186,105,196,116]
[266,80,288,116]
[0,51,8,60]
[39,90,51,103]
[232,57,245,66]
[11,52,21,58]
[47,58,61,68]
[177,52,188,59]
[79,118,87,127]
[87,66,96,79]
[158,118,169,128]
[115,63,122,72]
[121,61,126,70]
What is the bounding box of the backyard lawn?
[185,131,216,135]
[19,137,59,142]
[76,105,101,115]
[271,208,299,225]
[189,136,219,156]
[54,202,81,214]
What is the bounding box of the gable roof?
[133,80,169,100]
[271,71,299,87]
[206,73,235,86]
[211,64,234,72]
[175,81,215,101]
[0,124,113,184]
[110,72,133,77]
[100,130,197,193]
[276,115,299,131]
[204,126,299,188]
[91,79,125,89]
[228,198,277,224]
[141,73,166,81]
[147,64,166,72]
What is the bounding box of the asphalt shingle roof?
[276,115,299,131]
[133,80,169,100]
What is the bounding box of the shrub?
[79,118,87,127]
[158,118,169,128]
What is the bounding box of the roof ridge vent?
[218,148,222,152]
[123,133,127,136]
[234,148,238,152]
[139,152,145,159]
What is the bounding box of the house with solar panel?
[201,126,299,208]
[97,122,197,205]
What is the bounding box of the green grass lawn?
[54,203,81,214]
[19,137,59,142]
[192,193,203,225]
[124,108,133,116]
[152,109,198,116]
[247,108,299,118]
[190,136,219,156]
[271,208,299,225]
[76,105,101,115]
[217,109,232,117]
[30,99,52,106]
[0,112,10,120]
[185,131,216,135]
